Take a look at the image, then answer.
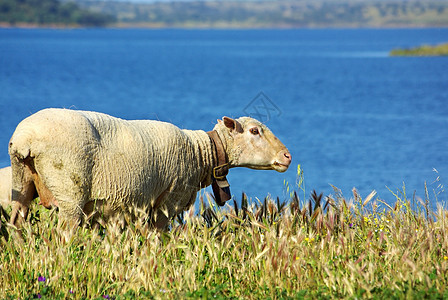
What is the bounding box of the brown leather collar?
[207,130,231,206]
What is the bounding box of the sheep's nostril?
[283,152,292,163]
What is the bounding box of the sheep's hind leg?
[9,157,37,227]
[56,201,84,229]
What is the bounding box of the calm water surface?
[1,28,447,206]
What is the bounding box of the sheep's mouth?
[273,161,289,172]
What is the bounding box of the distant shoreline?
[0,22,82,29]
[1,22,448,30]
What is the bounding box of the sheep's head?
[214,116,292,172]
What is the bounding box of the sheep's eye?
[249,127,259,135]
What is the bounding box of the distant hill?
[2,0,448,28]
[76,0,448,28]
[0,0,115,27]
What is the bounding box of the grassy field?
[1,171,448,299]
[391,43,448,56]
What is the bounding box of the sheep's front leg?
[153,210,170,231]
[150,186,173,231]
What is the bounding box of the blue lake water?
[0,28,447,207]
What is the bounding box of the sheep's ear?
[222,117,243,133]
[223,117,236,130]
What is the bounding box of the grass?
[1,175,448,299]
[390,42,448,56]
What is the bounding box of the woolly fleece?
[9,109,216,224]
[0,167,11,209]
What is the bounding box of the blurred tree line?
[1,0,447,28]
[0,0,115,26]
[78,0,448,28]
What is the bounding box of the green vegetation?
[0,0,115,27]
[391,42,448,56]
[1,169,448,299]
[77,0,448,28]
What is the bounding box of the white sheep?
[0,166,12,209]
[9,108,292,229]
